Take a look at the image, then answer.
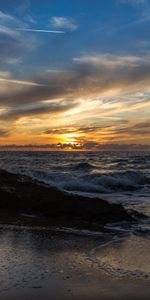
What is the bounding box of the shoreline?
[0,222,149,300]
[0,169,149,299]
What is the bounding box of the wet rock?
[0,169,133,225]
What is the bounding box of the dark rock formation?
[0,169,132,224]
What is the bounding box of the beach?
[0,167,149,299]
[0,222,150,300]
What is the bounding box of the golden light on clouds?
[0,54,150,150]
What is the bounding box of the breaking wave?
[23,170,150,194]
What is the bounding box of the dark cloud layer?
[0,100,78,120]
[44,120,150,138]
[108,121,150,137]
[0,128,9,136]
[1,55,150,108]
[0,142,149,151]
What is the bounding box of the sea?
[0,150,149,217]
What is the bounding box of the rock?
[0,169,132,225]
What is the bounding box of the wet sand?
[0,224,150,300]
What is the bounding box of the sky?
[0,0,150,150]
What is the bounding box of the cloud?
[0,54,149,145]
[1,54,150,106]
[0,100,79,120]
[44,124,114,135]
[81,141,150,150]
[0,10,65,66]
[120,0,146,4]
[0,10,34,65]
[0,77,45,86]
[39,117,150,148]
[50,17,78,31]
[111,120,150,136]
[0,10,27,30]
[0,71,12,79]
[0,31,25,64]
[1,142,149,151]
[0,10,21,26]
[0,128,10,137]
[0,144,58,149]
[0,25,19,37]
[43,120,150,139]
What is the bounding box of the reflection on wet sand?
[89,234,150,278]
[0,226,150,300]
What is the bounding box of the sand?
[0,222,150,300]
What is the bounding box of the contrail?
[0,78,44,86]
[16,28,65,34]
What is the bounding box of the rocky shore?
[0,169,136,227]
[0,170,149,300]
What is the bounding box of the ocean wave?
[69,161,95,171]
[21,170,150,195]
[0,152,149,214]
